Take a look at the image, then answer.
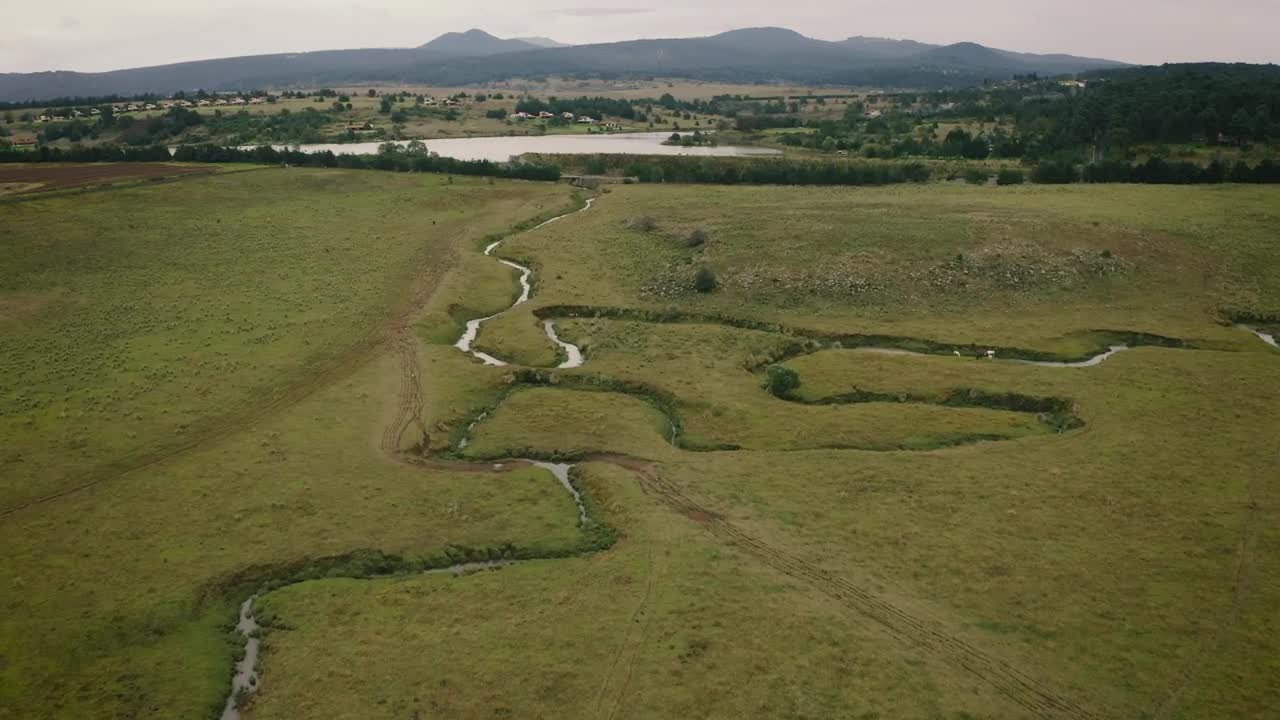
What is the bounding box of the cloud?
[552,7,651,17]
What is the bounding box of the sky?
[4,0,1277,74]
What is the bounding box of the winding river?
[223,192,1274,716]
[454,198,594,368]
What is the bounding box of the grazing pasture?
[2,171,1277,720]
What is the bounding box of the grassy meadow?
[2,169,1278,720]
[0,166,587,717]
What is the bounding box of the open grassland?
[3,174,1278,720]
[478,183,1280,356]
[260,182,1277,720]
[0,168,589,717]
[0,167,568,511]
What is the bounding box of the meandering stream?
[454,198,594,368]
[223,192,1274,716]
[1239,324,1278,349]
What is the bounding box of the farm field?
[2,170,1278,720]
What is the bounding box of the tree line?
[0,142,561,181]
[4,143,1279,186]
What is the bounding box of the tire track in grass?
[633,466,1104,720]
[1148,448,1272,719]
[595,529,660,720]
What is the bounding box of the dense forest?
[764,64,1280,162]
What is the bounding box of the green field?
[2,170,1278,719]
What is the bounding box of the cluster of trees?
[1072,157,1280,184]
[7,141,1280,187]
[736,65,1278,164]
[199,107,335,145]
[0,141,561,181]
[514,96,637,120]
[922,64,1280,158]
[553,154,934,185]
[0,144,173,162]
[665,131,716,147]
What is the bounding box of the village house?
[249,97,266,104]
[577,115,597,124]
[344,121,373,132]
[561,111,575,120]
[537,111,555,119]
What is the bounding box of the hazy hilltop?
[418,29,543,56]
[0,26,1129,101]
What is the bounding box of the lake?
[254,132,781,162]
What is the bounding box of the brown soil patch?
[0,163,217,194]
[684,509,721,524]
[0,291,60,323]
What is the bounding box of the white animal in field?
[953,351,962,357]
[986,350,996,359]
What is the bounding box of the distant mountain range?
[0,28,1129,102]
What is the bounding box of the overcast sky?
[4,0,1277,73]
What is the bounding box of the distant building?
[577,116,597,124]
[7,132,37,147]
[344,121,373,132]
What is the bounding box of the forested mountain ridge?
[0,27,1127,101]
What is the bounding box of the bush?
[963,167,991,185]
[627,215,658,232]
[996,168,1025,186]
[686,227,709,247]
[485,108,507,119]
[761,365,800,398]
[693,267,717,293]
[1031,160,1078,184]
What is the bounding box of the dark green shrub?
[693,266,717,293]
[761,365,801,397]
[686,227,709,247]
[963,167,991,185]
[996,168,1025,186]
